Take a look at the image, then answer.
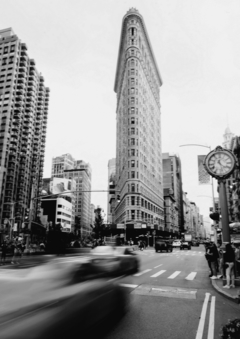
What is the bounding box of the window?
[131,78,135,85]
[131,160,135,167]
[10,45,15,52]
[131,138,135,146]
[131,69,135,75]
[131,107,135,114]
[131,171,135,178]
[131,117,135,124]
[131,59,135,65]
[131,210,135,220]
[131,149,135,156]
[131,97,135,104]
[131,196,135,205]
[131,128,135,135]
[3,47,8,54]
[131,88,135,94]
[131,184,135,192]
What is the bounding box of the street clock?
[203,146,236,180]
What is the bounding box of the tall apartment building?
[0,28,49,236]
[64,160,92,237]
[162,153,184,234]
[113,9,164,236]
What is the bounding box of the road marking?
[120,283,138,288]
[131,285,197,299]
[195,292,211,339]
[133,269,152,277]
[154,264,163,268]
[186,272,197,280]
[207,296,215,339]
[168,271,181,279]
[150,270,166,278]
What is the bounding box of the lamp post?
[3,201,23,239]
[179,144,217,243]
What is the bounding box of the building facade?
[162,153,184,234]
[163,188,178,235]
[64,160,92,237]
[107,158,116,223]
[0,28,49,238]
[113,8,164,237]
[51,153,75,178]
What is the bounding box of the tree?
[93,207,104,240]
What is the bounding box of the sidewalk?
[211,278,240,304]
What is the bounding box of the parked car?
[192,240,200,247]
[172,240,181,248]
[155,239,173,253]
[90,245,140,275]
[180,242,191,250]
[0,261,128,339]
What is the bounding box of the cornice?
[114,9,163,93]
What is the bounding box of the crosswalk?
[133,268,198,281]
[137,250,204,257]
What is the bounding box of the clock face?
[207,152,234,176]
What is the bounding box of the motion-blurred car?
[90,246,140,275]
[155,239,173,253]
[180,242,191,250]
[192,240,200,247]
[0,260,129,339]
[172,240,181,248]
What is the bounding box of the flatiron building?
[113,9,164,233]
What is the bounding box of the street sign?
[117,224,125,229]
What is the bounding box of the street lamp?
[179,144,217,243]
[2,200,23,239]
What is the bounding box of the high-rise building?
[162,153,184,234]
[64,160,92,237]
[0,28,49,237]
[51,155,92,237]
[51,153,75,178]
[113,9,164,237]
[107,158,116,223]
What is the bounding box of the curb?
[211,280,239,304]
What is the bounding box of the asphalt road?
[101,245,240,339]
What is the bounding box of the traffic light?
[25,208,30,222]
[117,195,121,202]
[209,212,220,221]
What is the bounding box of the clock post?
[203,146,236,244]
[218,180,230,243]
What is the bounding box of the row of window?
[0,45,15,54]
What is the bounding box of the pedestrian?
[1,240,8,265]
[139,240,144,251]
[204,242,213,277]
[223,243,236,288]
[217,242,223,279]
[206,242,219,279]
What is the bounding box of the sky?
[1,0,240,218]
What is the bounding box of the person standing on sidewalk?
[1,241,7,265]
[217,242,223,279]
[206,242,219,280]
[223,243,236,289]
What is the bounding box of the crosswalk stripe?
[133,269,152,277]
[168,271,181,279]
[154,264,163,268]
[185,272,197,280]
[150,270,166,278]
